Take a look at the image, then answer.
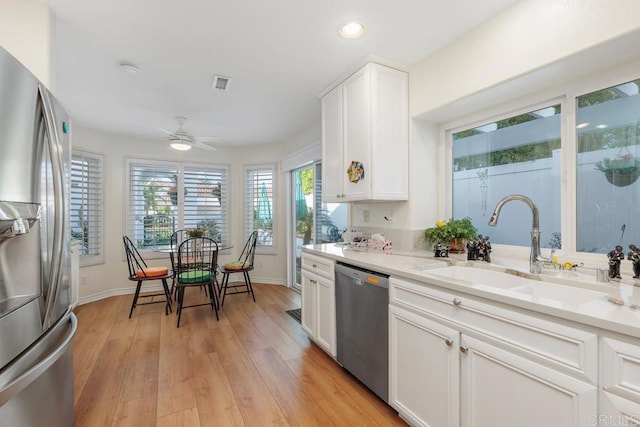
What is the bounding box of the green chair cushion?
[178,270,211,283]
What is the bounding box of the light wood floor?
[72,282,406,426]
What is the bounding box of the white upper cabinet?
[321,62,408,202]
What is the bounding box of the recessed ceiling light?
[340,22,365,39]
[119,62,139,74]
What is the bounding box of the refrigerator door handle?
[38,85,66,330]
[0,313,77,407]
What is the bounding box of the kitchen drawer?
[601,336,640,404]
[390,276,598,383]
[301,253,335,279]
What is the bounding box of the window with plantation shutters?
[183,165,229,245]
[71,150,103,264]
[126,159,229,251]
[245,165,275,251]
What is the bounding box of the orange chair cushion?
[136,267,169,278]
[223,261,246,270]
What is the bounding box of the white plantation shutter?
[127,161,178,249]
[184,165,229,246]
[245,165,275,250]
[70,151,103,262]
[314,163,323,241]
[126,159,229,250]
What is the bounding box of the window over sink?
[451,104,562,249]
[576,79,640,253]
[447,70,640,255]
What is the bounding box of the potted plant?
[187,227,205,238]
[424,217,477,254]
[595,152,640,187]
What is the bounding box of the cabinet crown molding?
[317,55,408,99]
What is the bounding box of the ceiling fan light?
[170,141,192,151]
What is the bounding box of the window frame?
[124,157,231,257]
[244,164,276,254]
[445,99,564,250]
[441,62,640,262]
[71,149,104,266]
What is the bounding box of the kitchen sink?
[418,264,611,306]
[506,282,608,306]
[422,265,536,290]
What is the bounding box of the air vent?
[212,75,231,91]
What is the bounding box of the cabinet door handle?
[445,338,454,347]
[312,263,317,268]
[336,194,341,198]
[309,279,317,284]
[453,298,462,306]
[460,346,469,354]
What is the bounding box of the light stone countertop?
[302,243,640,339]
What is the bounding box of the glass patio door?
[291,162,347,289]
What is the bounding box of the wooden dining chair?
[175,237,219,327]
[219,231,258,306]
[123,235,173,318]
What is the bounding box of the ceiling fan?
[160,116,218,152]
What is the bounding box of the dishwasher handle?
[335,263,389,289]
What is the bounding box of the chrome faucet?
[488,194,554,274]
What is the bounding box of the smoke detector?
[119,62,139,74]
[212,75,231,91]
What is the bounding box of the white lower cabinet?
[389,276,598,427]
[390,305,460,427]
[460,334,596,427]
[301,270,317,337]
[600,336,640,425]
[315,273,336,355]
[301,256,336,357]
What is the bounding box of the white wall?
[0,0,54,88]
[281,121,321,155]
[410,0,640,119]
[73,126,293,303]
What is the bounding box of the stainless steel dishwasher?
[335,262,390,403]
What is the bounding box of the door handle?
[445,338,454,347]
[460,346,469,354]
[39,85,66,330]
[453,298,462,306]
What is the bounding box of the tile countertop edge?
[302,244,640,340]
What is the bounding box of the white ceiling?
[45,0,520,148]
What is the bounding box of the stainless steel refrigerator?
[0,45,77,426]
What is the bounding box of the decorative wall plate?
[347,161,365,183]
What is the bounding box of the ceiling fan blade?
[159,127,173,135]
[192,140,217,152]
[194,136,220,143]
